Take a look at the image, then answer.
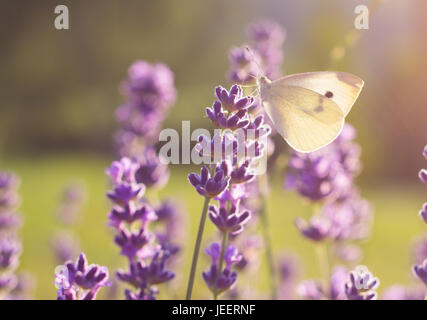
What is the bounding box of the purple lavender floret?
[56,253,110,300]
[0,237,21,271]
[413,259,427,286]
[114,228,156,260]
[0,212,21,231]
[228,47,260,83]
[108,203,157,228]
[344,266,379,300]
[135,147,169,189]
[202,243,242,296]
[188,165,230,198]
[295,217,331,242]
[208,204,251,235]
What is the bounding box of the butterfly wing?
[276,71,364,116]
[261,83,345,153]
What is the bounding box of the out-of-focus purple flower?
[419,203,427,224]
[0,274,17,293]
[135,147,169,189]
[116,61,176,156]
[56,253,110,300]
[188,165,230,198]
[51,232,80,264]
[328,266,348,300]
[122,61,176,112]
[228,46,260,83]
[0,172,20,209]
[0,212,21,231]
[285,151,352,203]
[0,237,21,271]
[233,235,262,272]
[277,253,301,300]
[321,190,373,241]
[382,284,425,300]
[295,217,331,242]
[413,235,427,264]
[202,243,242,296]
[246,20,285,80]
[296,280,323,300]
[285,124,360,203]
[344,266,379,300]
[413,259,427,286]
[209,204,250,235]
[8,273,36,300]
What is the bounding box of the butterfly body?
[257,71,364,153]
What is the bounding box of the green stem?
[185,196,211,300]
[213,231,229,300]
[258,173,277,299]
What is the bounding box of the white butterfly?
[257,71,364,153]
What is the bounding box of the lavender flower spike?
[56,253,110,300]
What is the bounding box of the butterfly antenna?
[245,46,263,77]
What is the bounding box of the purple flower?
[209,204,250,235]
[413,259,427,286]
[419,169,427,184]
[55,182,86,226]
[328,266,348,300]
[228,46,260,83]
[106,157,138,185]
[295,217,331,242]
[246,20,285,80]
[420,203,427,224]
[108,203,157,228]
[123,61,176,112]
[188,165,230,198]
[56,253,110,300]
[382,285,425,300]
[277,253,301,300]
[206,103,249,130]
[114,228,156,260]
[134,147,169,189]
[116,61,176,156]
[0,212,21,231]
[202,243,242,296]
[117,252,174,292]
[285,124,360,203]
[0,237,21,271]
[107,183,144,205]
[296,280,323,300]
[344,266,379,300]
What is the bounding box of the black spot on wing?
[325,91,333,98]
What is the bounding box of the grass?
[1,153,425,299]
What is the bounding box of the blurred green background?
[0,0,426,299]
